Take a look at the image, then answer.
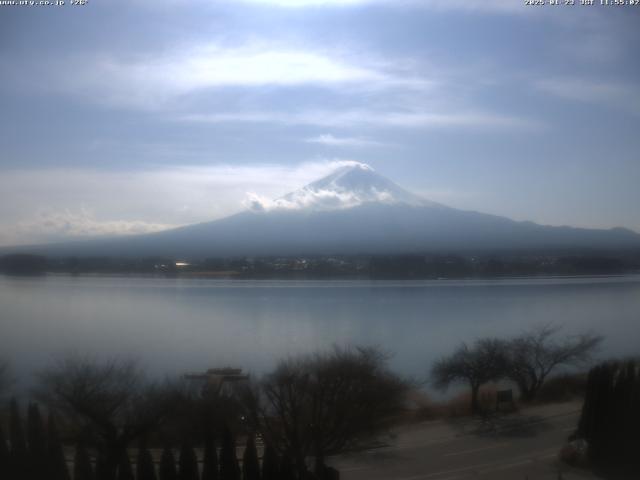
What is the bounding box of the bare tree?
[431,338,508,415]
[35,355,180,480]
[505,324,602,402]
[242,346,408,477]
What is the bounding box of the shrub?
[536,373,587,404]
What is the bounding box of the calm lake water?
[1,274,639,390]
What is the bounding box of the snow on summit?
[245,162,438,212]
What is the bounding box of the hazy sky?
[1,0,639,246]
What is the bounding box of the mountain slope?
[5,163,640,258]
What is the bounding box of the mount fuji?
[8,163,640,258]
[246,163,437,212]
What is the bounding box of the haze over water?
[2,274,639,391]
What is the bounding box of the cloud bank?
[182,110,534,129]
[24,43,428,109]
[304,134,389,148]
[12,210,175,245]
[536,77,640,116]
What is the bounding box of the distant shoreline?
[2,251,639,280]
[3,271,640,285]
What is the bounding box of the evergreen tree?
[0,425,9,480]
[9,398,28,479]
[595,363,615,462]
[116,451,135,480]
[279,451,295,480]
[577,366,597,438]
[577,360,640,471]
[159,447,178,480]
[27,403,47,478]
[178,441,199,480]
[95,453,111,480]
[74,443,95,480]
[136,441,157,480]
[618,361,636,465]
[220,426,240,480]
[47,413,71,480]
[242,436,260,480]
[631,362,640,472]
[260,445,279,480]
[201,435,219,480]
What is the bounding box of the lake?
[1,274,639,392]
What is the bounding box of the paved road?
[332,402,602,480]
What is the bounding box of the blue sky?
[0,0,639,245]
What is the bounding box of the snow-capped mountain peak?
[246,162,440,212]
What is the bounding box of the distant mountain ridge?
[4,163,640,258]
